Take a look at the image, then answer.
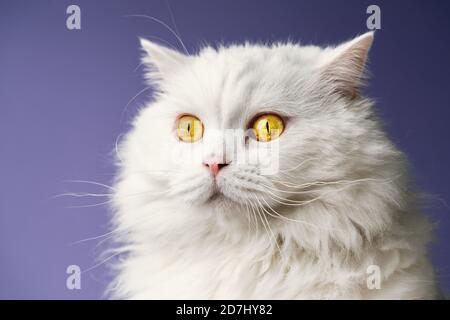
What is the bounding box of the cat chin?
[205,191,242,209]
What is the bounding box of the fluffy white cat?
[107,32,437,299]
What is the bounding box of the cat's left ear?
[139,38,188,84]
[319,32,374,99]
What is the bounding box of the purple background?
[1,0,449,299]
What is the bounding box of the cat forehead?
[197,43,323,67]
[167,43,323,124]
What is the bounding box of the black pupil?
[187,123,191,132]
[266,121,270,133]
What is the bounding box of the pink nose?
[203,162,228,176]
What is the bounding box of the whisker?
[70,229,120,246]
[125,14,189,54]
[61,186,178,208]
[164,0,182,40]
[270,176,397,190]
[279,157,321,174]
[65,180,116,191]
[249,197,271,249]
[243,200,253,238]
[244,198,259,237]
[258,194,344,232]
[121,86,152,119]
[82,247,132,274]
[71,215,154,246]
[53,192,111,199]
[251,194,287,265]
[66,200,114,209]
[259,183,315,195]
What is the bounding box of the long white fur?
[107,32,437,299]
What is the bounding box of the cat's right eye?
[177,115,204,143]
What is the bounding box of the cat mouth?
[206,184,236,205]
[206,192,243,209]
[206,192,222,202]
[207,184,226,202]
[206,181,248,206]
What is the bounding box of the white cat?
[107,32,437,299]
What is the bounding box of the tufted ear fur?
[139,38,189,85]
[319,32,374,99]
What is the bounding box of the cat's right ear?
[139,38,188,85]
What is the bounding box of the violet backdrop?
[0,0,449,299]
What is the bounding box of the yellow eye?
[177,115,203,143]
[252,114,284,142]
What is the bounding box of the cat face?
[121,33,376,214]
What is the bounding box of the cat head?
[116,32,403,239]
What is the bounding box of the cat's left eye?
[251,114,285,142]
[177,115,203,143]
